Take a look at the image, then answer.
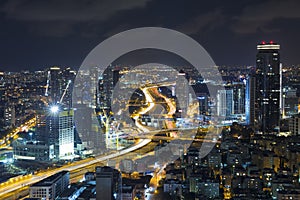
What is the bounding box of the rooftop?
[31,171,69,187]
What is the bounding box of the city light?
[50,105,59,113]
[0,21,299,200]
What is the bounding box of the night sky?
[0,0,300,71]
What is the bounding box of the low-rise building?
[29,171,69,200]
[13,139,54,161]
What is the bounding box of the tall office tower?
[46,107,74,159]
[96,166,122,200]
[255,41,281,133]
[245,76,256,125]
[217,89,234,117]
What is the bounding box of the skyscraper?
[98,65,120,110]
[49,67,61,104]
[175,69,189,117]
[255,41,281,133]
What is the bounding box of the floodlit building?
[46,108,74,160]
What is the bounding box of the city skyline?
[1,1,300,200]
[0,43,300,199]
[0,0,300,71]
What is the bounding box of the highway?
[131,86,156,132]
[151,87,177,136]
[131,84,177,135]
[0,139,152,198]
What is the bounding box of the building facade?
[289,114,300,135]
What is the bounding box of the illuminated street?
[0,117,36,148]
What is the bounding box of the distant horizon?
[1,63,299,73]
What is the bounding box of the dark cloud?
[0,0,299,70]
[1,0,150,21]
[0,0,151,37]
[232,0,300,34]
[176,9,226,35]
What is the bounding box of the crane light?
[50,105,59,113]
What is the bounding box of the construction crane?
[59,80,72,104]
[45,71,51,96]
[49,79,72,114]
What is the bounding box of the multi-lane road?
[0,139,152,199]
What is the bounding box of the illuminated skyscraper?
[255,41,281,133]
